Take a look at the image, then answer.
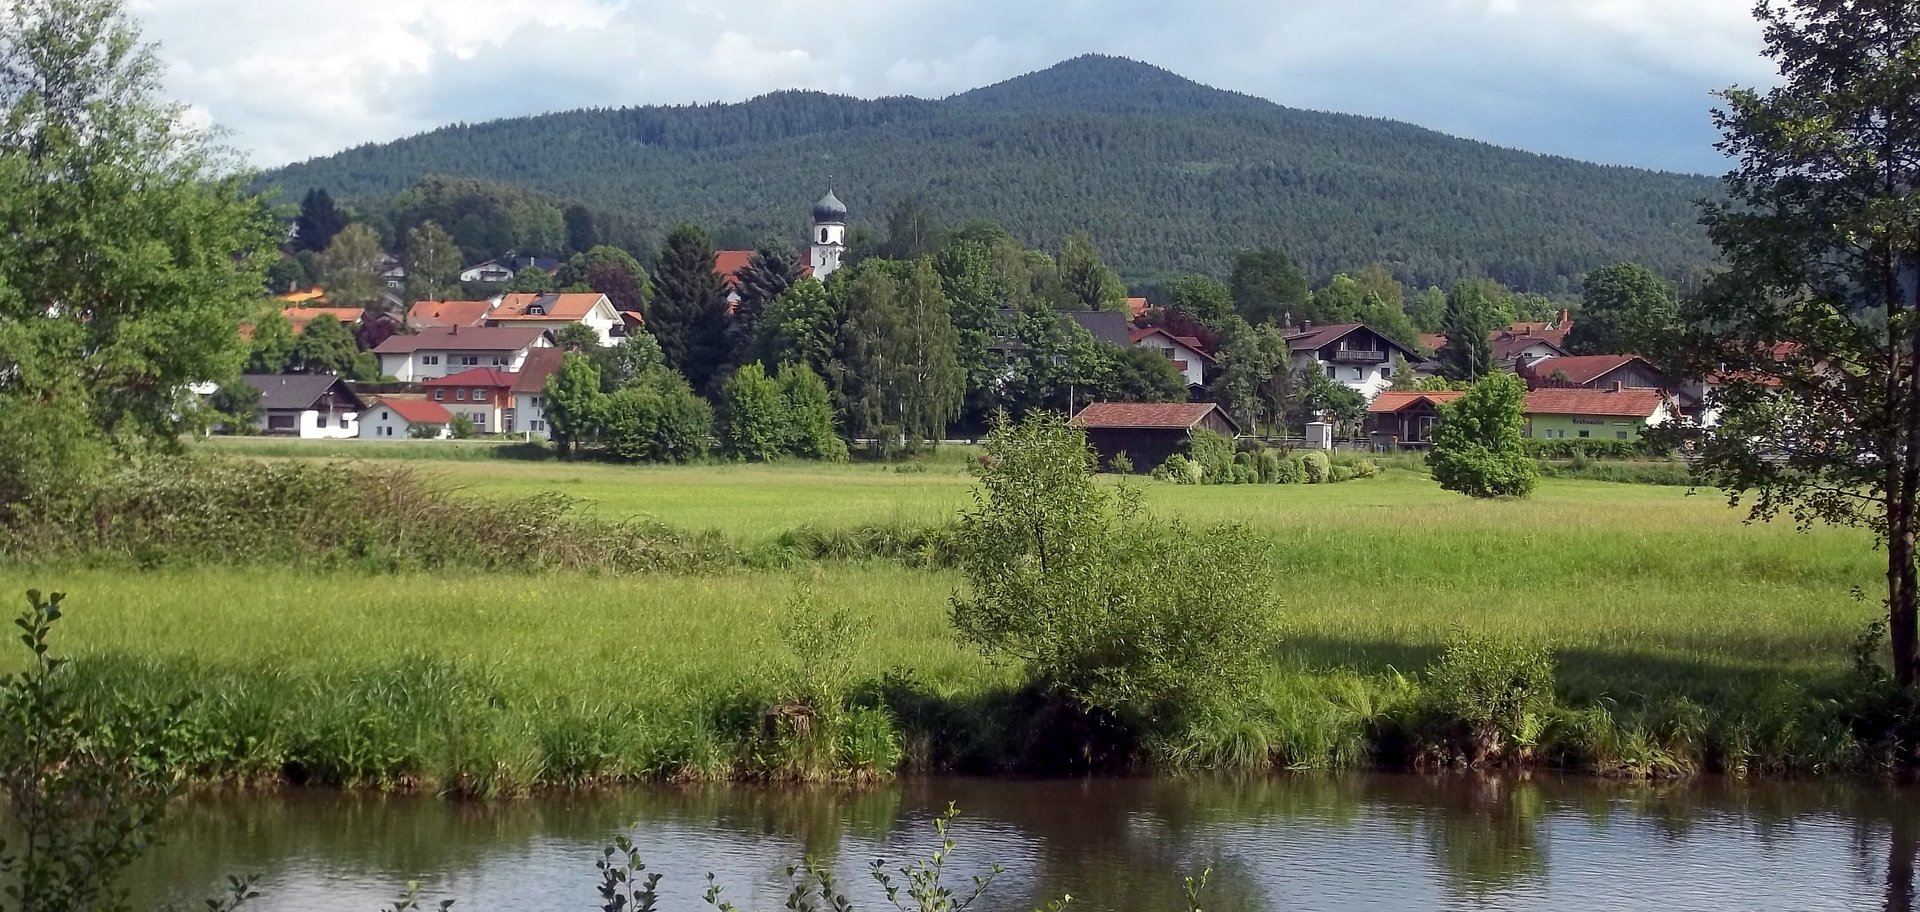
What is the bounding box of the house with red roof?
[358,397,454,440]
[1366,390,1467,448]
[507,347,567,437]
[407,299,494,331]
[423,368,517,434]
[1521,354,1670,392]
[373,325,554,382]
[1071,402,1239,472]
[486,293,621,346]
[1129,326,1214,387]
[1523,387,1671,443]
[1285,322,1424,400]
[281,306,365,335]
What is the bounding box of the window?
[458,355,479,366]
[529,396,541,408]
[1381,365,1393,378]
[433,390,445,401]
[492,356,508,366]
[1324,365,1336,378]
[531,419,546,432]
[1617,431,1629,440]
[472,388,487,401]
[819,228,829,243]
[267,414,296,431]
[1578,430,1590,439]
[338,414,349,428]
[381,411,389,420]
[423,355,439,365]
[456,389,466,401]
[1350,367,1362,380]
[1161,348,1175,360]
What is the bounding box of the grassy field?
[0,445,1889,787]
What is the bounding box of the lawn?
[2,447,1888,784]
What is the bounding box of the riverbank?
[0,452,1886,791]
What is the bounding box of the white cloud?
[126,0,1773,173]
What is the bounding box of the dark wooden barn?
[1070,402,1240,471]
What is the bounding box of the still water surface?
[130,774,1920,911]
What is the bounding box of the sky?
[126,0,1775,175]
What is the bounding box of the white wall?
[358,407,449,440]
[258,408,357,439]
[512,391,551,438]
[1295,353,1394,401]
[1135,336,1206,386]
[380,347,533,382]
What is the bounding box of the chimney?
[1611,381,1624,393]
[1299,320,1313,333]
[450,324,458,335]
[1557,308,1570,329]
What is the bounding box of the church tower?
[809,181,848,280]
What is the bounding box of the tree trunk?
[1898,271,1920,688]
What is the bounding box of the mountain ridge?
[262,54,1719,293]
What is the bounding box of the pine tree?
[294,188,348,254]
[728,246,801,367]
[651,224,730,393]
[760,277,841,378]
[403,221,462,304]
[1437,282,1496,381]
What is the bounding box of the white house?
[459,260,516,284]
[1285,323,1424,401]
[1129,327,1214,387]
[240,373,364,439]
[373,325,553,382]
[358,398,453,439]
[486,293,622,347]
[508,348,566,437]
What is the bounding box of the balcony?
[1329,349,1389,364]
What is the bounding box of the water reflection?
[126,774,1920,911]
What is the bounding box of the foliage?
[779,363,849,462]
[449,414,477,440]
[1427,372,1536,498]
[294,187,348,254]
[1093,345,1189,404]
[245,306,297,374]
[950,415,1274,727]
[651,224,731,393]
[1300,451,1330,484]
[1287,368,1366,436]
[260,56,1717,294]
[1426,630,1558,762]
[1108,451,1135,475]
[1052,232,1126,312]
[1168,275,1234,325]
[591,332,665,393]
[551,322,602,353]
[542,353,606,458]
[556,245,651,314]
[403,220,463,304]
[0,0,277,499]
[1186,429,1236,485]
[506,269,554,294]
[315,222,388,311]
[1669,0,1920,686]
[1436,282,1496,381]
[289,314,375,379]
[836,260,964,454]
[600,371,713,463]
[1566,262,1679,357]
[717,363,789,461]
[995,302,1105,417]
[726,246,801,366]
[209,381,262,430]
[1207,318,1289,433]
[1230,248,1310,325]
[759,277,840,379]
[390,174,577,264]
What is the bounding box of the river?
[128,773,1919,911]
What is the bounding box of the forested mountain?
[260,55,1719,294]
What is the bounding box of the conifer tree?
[650,225,730,392]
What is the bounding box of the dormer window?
[526,304,545,316]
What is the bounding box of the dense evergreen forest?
[260,55,1719,294]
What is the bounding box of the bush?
[1426,630,1557,764]
[1229,464,1256,485]
[449,414,477,439]
[1109,451,1136,475]
[779,364,850,463]
[717,363,789,461]
[1256,450,1282,484]
[1521,437,1654,459]
[1272,454,1307,485]
[951,415,1275,729]
[1187,429,1236,484]
[1329,465,1355,484]
[600,372,713,463]
[1301,451,1330,484]
[1154,454,1201,484]
[1428,372,1538,498]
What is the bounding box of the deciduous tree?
[1427,371,1536,499]
[1229,248,1310,325]
[1565,262,1680,357]
[402,220,462,304]
[1669,0,1920,684]
[542,353,604,458]
[315,222,387,311]
[1054,232,1126,312]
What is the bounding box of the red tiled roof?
[1524,388,1666,418]
[1491,333,1566,363]
[1367,390,1466,414]
[1522,354,1646,386]
[374,325,549,354]
[371,397,453,425]
[714,250,754,287]
[1129,326,1216,364]
[408,299,493,329]
[1126,296,1149,320]
[491,293,609,321]
[1070,402,1232,431]
[512,347,565,393]
[423,368,517,388]
[1418,333,1447,352]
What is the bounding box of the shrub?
[1272,454,1307,485]
[951,415,1276,729]
[779,363,850,462]
[717,363,789,461]
[1109,451,1136,475]
[1154,454,1201,484]
[600,372,713,464]
[1187,429,1236,484]
[1301,451,1331,484]
[449,414,477,439]
[1328,465,1355,484]
[1427,371,1538,498]
[1256,450,1282,484]
[1426,630,1557,764]
[1229,464,1256,485]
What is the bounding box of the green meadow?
[0,443,1888,789]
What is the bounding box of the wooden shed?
[1070,402,1240,471]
